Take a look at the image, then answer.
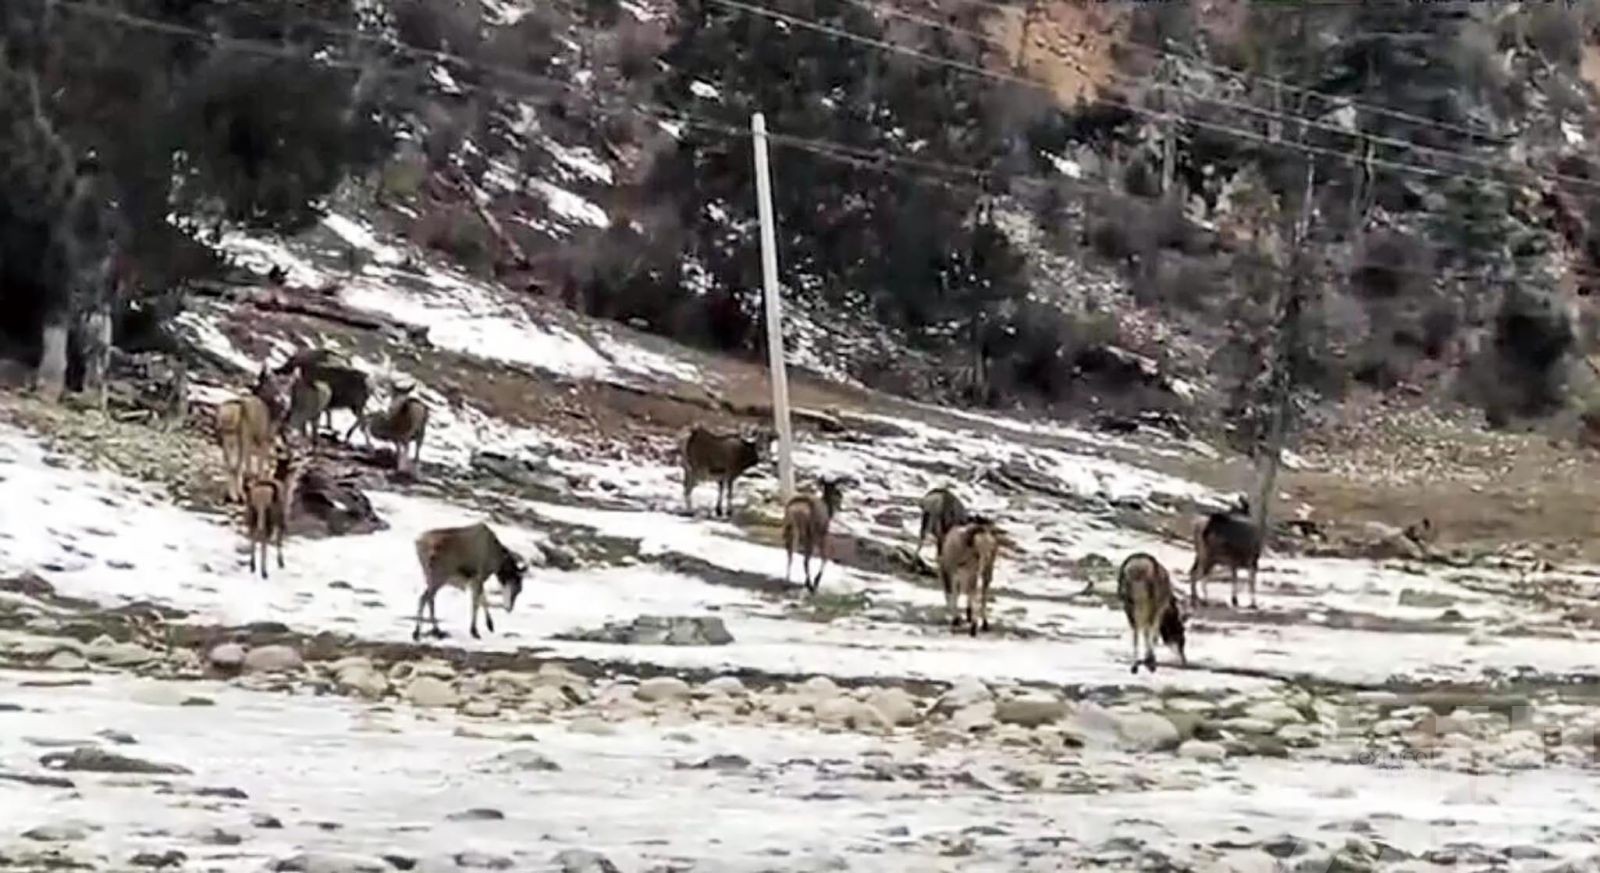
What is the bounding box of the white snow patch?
[320,213,406,266]
[529,179,610,228]
[690,80,722,100]
[544,139,615,185]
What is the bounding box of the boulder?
[242,645,303,675]
[865,687,920,727]
[635,677,693,703]
[405,676,459,708]
[208,643,247,671]
[1114,712,1181,752]
[1178,740,1227,762]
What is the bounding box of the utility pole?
[752,112,796,502]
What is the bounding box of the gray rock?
[242,645,303,674]
[1178,740,1226,761]
[1244,701,1305,726]
[454,851,514,869]
[933,679,992,716]
[44,650,88,671]
[555,849,621,873]
[700,676,748,698]
[461,698,501,718]
[39,747,190,775]
[994,694,1067,728]
[635,676,693,703]
[270,854,392,873]
[866,687,920,727]
[1398,588,1458,609]
[406,676,460,708]
[950,701,997,733]
[1262,834,1314,858]
[447,808,506,822]
[22,823,88,842]
[130,850,187,868]
[486,749,562,773]
[1115,713,1181,752]
[86,637,158,667]
[208,643,247,670]
[558,615,732,646]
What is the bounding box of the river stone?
[1178,740,1227,762]
[866,687,919,726]
[635,677,693,703]
[995,694,1068,728]
[933,679,992,715]
[208,643,246,671]
[555,849,621,873]
[405,676,459,708]
[242,645,303,675]
[1115,712,1181,752]
[1245,700,1305,726]
[270,853,391,873]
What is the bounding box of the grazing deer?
[1117,552,1187,673]
[412,523,527,641]
[1190,509,1264,609]
[242,445,304,579]
[285,377,332,446]
[681,425,768,517]
[939,517,1004,636]
[215,368,284,502]
[1403,517,1435,549]
[364,393,429,473]
[783,478,845,593]
[916,486,968,559]
[277,349,370,442]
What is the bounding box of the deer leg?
[784,543,794,585]
[484,584,496,634]
[1248,562,1259,610]
[1143,625,1158,672]
[412,585,433,642]
[813,535,828,589]
[966,589,977,638]
[275,511,286,570]
[469,585,484,640]
[943,571,961,630]
[800,551,813,594]
[1129,626,1141,673]
[1229,566,1239,608]
[428,590,444,638]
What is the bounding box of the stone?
[567,717,616,736]
[86,637,158,667]
[933,679,992,715]
[461,698,501,718]
[1244,701,1305,726]
[44,650,88,671]
[700,676,748,698]
[816,698,892,733]
[558,615,732,646]
[1397,588,1458,609]
[995,694,1068,728]
[865,687,919,727]
[270,854,391,873]
[635,676,693,703]
[950,701,997,733]
[242,645,303,674]
[454,852,514,870]
[555,849,621,873]
[447,808,506,822]
[208,643,247,671]
[1218,717,1278,735]
[1178,740,1227,762]
[39,747,190,775]
[335,665,389,699]
[1277,724,1321,748]
[130,850,187,868]
[1062,701,1122,748]
[22,822,88,842]
[405,676,460,708]
[1262,835,1314,858]
[1115,713,1181,752]
[797,676,841,699]
[488,749,562,772]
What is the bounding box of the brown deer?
[1190,508,1264,609]
[276,349,370,442]
[285,377,332,447]
[939,517,1005,637]
[363,393,429,473]
[782,478,845,593]
[916,486,968,560]
[681,425,768,517]
[412,523,527,641]
[1117,552,1187,673]
[216,368,284,502]
[242,445,304,579]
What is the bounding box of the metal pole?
[752,112,796,502]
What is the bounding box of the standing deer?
[1190,509,1264,609]
[1117,552,1187,673]
[681,425,768,518]
[916,486,967,559]
[285,377,332,447]
[412,523,527,641]
[364,393,429,473]
[242,444,304,579]
[939,517,1005,637]
[216,368,284,502]
[783,477,845,593]
[276,349,370,442]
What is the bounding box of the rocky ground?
[6,216,1600,872]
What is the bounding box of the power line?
[707,0,1600,203]
[45,0,1596,289]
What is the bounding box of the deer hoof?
[470,628,481,640]
[1130,662,1140,674]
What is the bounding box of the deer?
[412,523,527,641]
[242,444,304,579]
[782,477,845,593]
[916,486,968,560]
[284,376,332,447]
[1190,507,1264,609]
[939,517,1006,637]
[276,348,370,442]
[215,367,285,502]
[1117,552,1187,673]
[363,393,429,473]
[681,425,769,518]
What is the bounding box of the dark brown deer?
[364,394,429,473]
[1190,509,1264,609]
[916,486,967,559]
[285,377,332,446]
[1117,552,1187,673]
[782,478,845,592]
[412,523,527,641]
[277,349,370,442]
[681,426,768,518]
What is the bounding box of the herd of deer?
[205,361,1307,672]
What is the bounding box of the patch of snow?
[215,232,323,289]
[529,179,610,228]
[320,213,405,266]
[430,65,463,94]
[1044,150,1083,179]
[690,80,722,101]
[543,139,614,185]
[619,0,654,20]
